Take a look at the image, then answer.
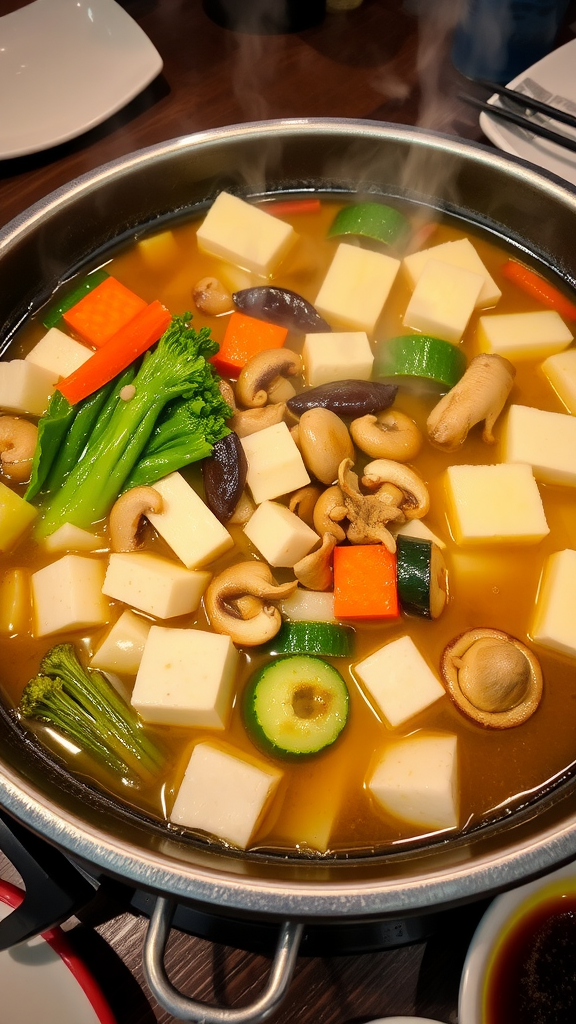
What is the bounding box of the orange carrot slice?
[267,198,322,216]
[63,276,147,347]
[333,544,399,620]
[502,260,576,320]
[212,312,287,377]
[57,301,171,405]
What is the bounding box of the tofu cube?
[25,328,92,380]
[132,626,238,727]
[477,310,573,361]
[390,518,446,550]
[0,482,38,552]
[271,757,347,853]
[355,635,445,728]
[196,191,296,276]
[0,360,55,416]
[90,610,152,676]
[146,472,234,569]
[102,552,211,619]
[403,259,484,344]
[43,522,105,554]
[402,237,502,308]
[541,348,576,414]
[137,230,180,270]
[31,554,109,637]
[244,500,319,567]
[532,549,576,659]
[302,331,374,387]
[170,741,283,849]
[315,243,400,334]
[501,404,576,487]
[368,733,459,831]
[445,463,549,545]
[241,422,310,504]
[280,588,336,622]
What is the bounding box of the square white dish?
[479,37,576,188]
[0,0,163,160]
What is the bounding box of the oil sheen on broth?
[1,198,575,857]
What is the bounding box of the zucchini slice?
[328,202,408,246]
[396,536,448,619]
[267,621,355,657]
[375,334,467,389]
[244,656,349,757]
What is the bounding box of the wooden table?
[1,1,575,1021]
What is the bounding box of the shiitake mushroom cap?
[441,627,543,729]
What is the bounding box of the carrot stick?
[57,301,171,405]
[333,544,399,620]
[502,260,576,320]
[266,198,322,217]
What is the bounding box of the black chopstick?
[459,93,576,154]
[475,79,576,132]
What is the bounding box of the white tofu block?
[25,328,92,380]
[355,635,444,728]
[132,626,238,727]
[403,259,484,344]
[445,463,549,545]
[43,523,105,554]
[541,348,576,414]
[478,310,573,361]
[244,501,319,567]
[102,552,210,619]
[532,549,576,659]
[402,237,502,308]
[271,756,347,853]
[196,191,296,276]
[90,610,152,676]
[0,360,55,417]
[280,588,336,622]
[501,404,576,487]
[31,554,109,637]
[315,243,400,334]
[390,518,446,550]
[170,741,283,849]
[146,472,234,569]
[368,733,459,831]
[241,422,310,504]
[302,331,374,387]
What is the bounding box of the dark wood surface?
[1,1,575,1022]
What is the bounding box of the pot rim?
[2,117,576,918]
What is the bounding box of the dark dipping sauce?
[485,891,576,1024]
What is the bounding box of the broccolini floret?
[20,643,164,785]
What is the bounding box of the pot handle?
[0,808,95,949]
[143,895,304,1023]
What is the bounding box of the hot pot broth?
[0,196,575,856]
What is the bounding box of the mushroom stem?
[350,409,422,462]
[109,486,163,551]
[236,349,302,409]
[0,416,38,483]
[294,533,337,591]
[426,353,516,451]
[205,562,297,646]
[230,403,286,438]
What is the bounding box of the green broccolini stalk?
[34,315,229,537]
[19,643,164,784]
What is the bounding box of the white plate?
[0,0,163,160]
[458,859,576,1024]
[479,37,576,187]
[0,879,116,1024]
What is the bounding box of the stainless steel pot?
[1,119,576,1022]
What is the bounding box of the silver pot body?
[1,119,576,927]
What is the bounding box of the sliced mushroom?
[219,379,237,415]
[427,353,516,451]
[289,484,323,527]
[192,276,233,316]
[362,459,430,520]
[228,491,256,525]
[204,561,297,646]
[202,432,247,523]
[109,486,163,552]
[236,349,302,409]
[298,408,354,486]
[338,459,402,552]
[230,403,286,438]
[441,628,543,729]
[350,409,422,462]
[287,379,397,418]
[294,533,337,591]
[0,416,38,483]
[312,484,347,542]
